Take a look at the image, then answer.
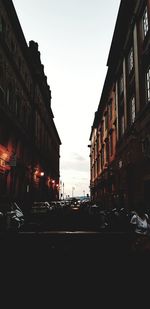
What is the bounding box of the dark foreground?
[1,230,150,306]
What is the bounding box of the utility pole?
[63,182,64,200]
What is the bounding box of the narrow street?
[1,205,149,305]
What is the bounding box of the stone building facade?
[89,0,150,210]
[0,0,61,203]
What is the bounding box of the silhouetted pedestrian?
[130,201,150,254]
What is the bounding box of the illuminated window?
[128,47,134,73]
[146,67,150,103]
[130,96,136,124]
[142,7,149,38]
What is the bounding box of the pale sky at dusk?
[13,0,121,198]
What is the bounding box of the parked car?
[27,201,54,229]
[30,201,52,215]
[88,204,101,216]
[0,201,24,232]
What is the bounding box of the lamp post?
[63,182,64,200]
[72,186,75,198]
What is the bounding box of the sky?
[13,0,121,198]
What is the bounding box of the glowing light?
[40,172,44,177]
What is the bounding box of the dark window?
[106,141,109,163]
[119,74,124,96]
[110,133,113,157]
[101,146,104,168]
[0,16,6,37]
[15,95,21,118]
[0,60,4,89]
[105,113,108,131]
[6,83,14,107]
[108,99,113,120]
[120,115,125,136]
[0,87,4,104]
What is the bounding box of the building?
[0,0,61,204]
[89,0,150,210]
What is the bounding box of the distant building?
[89,0,150,210]
[0,0,61,203]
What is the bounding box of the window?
[119,74,124,95]
[128,47,134,74]
[0,16,6,36]
[97,131,101,152]
[14,95,21,118]
[110,133,113,157]
[22,105,26,126]
[146,67,150,103]
[142,7,149,38]
[114,96,117,112]
[18,57,22,70]
[100,122,104,144]
[105,113,108,131]
[0,59,4,89]
[94,159,97,178]
[120,115,125,136]
[0,16,2,32]
[106,141,109,163]
[11,39,16,54]
[101,146,104,169]
[6,88,10,105]
[0,87,4,104]
[98,155,101,174]
[131,96,136,124]
[109,100,112,120]
[6,83,13,107]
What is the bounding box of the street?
[1,211,149,306]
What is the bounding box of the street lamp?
[72,186,75,198]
